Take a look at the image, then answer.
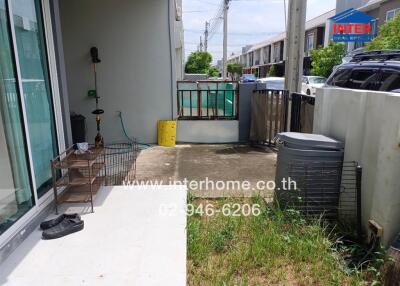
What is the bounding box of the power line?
[230,0,280,1]
[208,16,223,40]
[204,21,209,51]
[184,29,280,36]
[183,10,213,13]
[191,0,221,5]
[222,0,229,78]
[207,0,225,41]
[186,49,225,53]
[185,42,251,47]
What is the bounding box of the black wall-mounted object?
[90,47,101,63]
[70,114,86,144]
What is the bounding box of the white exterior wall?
[314,87,400,245]
[270,45,275,65]
[175,0,184,81]
[227,56,240,65]
[59,0,179,144]
[262,46,269,64]
[324,19,333,47]
[254,49,261,65]
[177,121,239,143]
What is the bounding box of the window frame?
[386,8,400,21]
[0,0,66,248]
[305,32,314,56]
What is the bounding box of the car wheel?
[306,89,311,95]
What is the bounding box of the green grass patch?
[187,197,383,285]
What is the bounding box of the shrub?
[310,42,345,78]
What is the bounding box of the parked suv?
[326,51,400,92]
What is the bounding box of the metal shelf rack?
[51,145,106,214]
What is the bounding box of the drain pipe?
[168,0,176,120]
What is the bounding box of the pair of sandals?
[40,213,84,240]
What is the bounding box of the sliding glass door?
[0,0,34,235]
[10,0,58,198]
[0,0,60,236]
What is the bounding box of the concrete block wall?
[314,87,400,245]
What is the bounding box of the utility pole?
[199,36,203,52]
[222,0,229,79]
[284,0,307,94]
[204,21,209,52]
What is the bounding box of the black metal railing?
[177,81,239,120]
[290,92,315,133]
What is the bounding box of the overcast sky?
[183,0,337,64]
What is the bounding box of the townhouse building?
[228,9,335,77]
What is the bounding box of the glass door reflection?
[11,0,58,197]
[0,0,34,234]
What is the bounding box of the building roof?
[248,32,286,52]
[227,0,387,62]
[359,0,385,12]
[227,53,241,61]
[305,9,336,30]
[330,8,375,22]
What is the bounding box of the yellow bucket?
[157,120,176,147]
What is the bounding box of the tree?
[310,42,345,78]
[227,63,243,75]
[227,63,242,80]
[268,65,278,77]
[208,67,220,77]
[366,13,400,50]
[185,51,213,74]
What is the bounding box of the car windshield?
[308,77,326,84]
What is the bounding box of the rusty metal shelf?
[56,163,105,187]
[53,147,104,169]
[52,145,105,214]
[58,176,105,204]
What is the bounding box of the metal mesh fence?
[282,160,343,220]
[97,142,138,186]
[339,161,362,233]
[278,160,361,226]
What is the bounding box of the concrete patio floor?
[135,144,277,198]
[0,186,187,286]
[0,144,274,285]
